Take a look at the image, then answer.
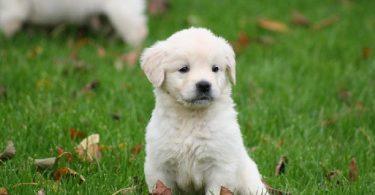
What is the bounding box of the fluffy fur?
[141,28,268,194]
[0,0,147,47]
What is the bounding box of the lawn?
[0,0,374,194]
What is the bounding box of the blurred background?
[0,0,374,194]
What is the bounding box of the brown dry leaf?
[151,180,172,195]
[275,156,288,176]
[148,0,170,15]
[291,11,310,27]
[313,15,340,30]
[362,47,372,60]
[70,128,86,140]
[81,80,100,93]
[53,167,85,183]
[0,141,16,162]
[0,187,8,195]
[258,19,289,33]
[97,47,106,58]
[232,31,250,53]
[131,144,142,155]
[220,186,233,195]
[0,85,6,98]
[348,157,359,182]
[75,134,102,162]
[37,189,46,195]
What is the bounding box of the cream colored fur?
[141,27,267,195]
[0,0,147,47]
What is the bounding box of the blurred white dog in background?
[141,27,268,194]
[0,0,147,47]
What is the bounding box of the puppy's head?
[141,28,235,107]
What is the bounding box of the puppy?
[0,0,147,47]
[141,27,268,194]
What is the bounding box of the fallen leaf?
[35,157,57,170]
[148,0,170,15]
[220,186,233,195]
[131,144,142,155]
[0,187,8,195]
[81,80,100,93]
[37,188,46,195]
[70,128,86,140]
[151,180,172,195]
[313,15,340,30]
[232,31,250,53]
[53,167,85,183]
[0,85,6,98]
[348,157,358,182]
[0,141,16,162]
[97,47,106,58]
[275,156,288,176]
[75,134,102,162]
[258,19,289,33]
[362,47,372,60]
[291,11,310,26]
[262,180,290,195]
[111,186,136,195]
[34,151,73,170]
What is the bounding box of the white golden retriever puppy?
[141,27,268,194]
[0,0,147,47]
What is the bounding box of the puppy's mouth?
[187,95,213,105]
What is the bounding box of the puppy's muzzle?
[188,80,213,104]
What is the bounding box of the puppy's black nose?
[196,81,211,93]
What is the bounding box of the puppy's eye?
[212,65,219,73]
[178,66,190,73]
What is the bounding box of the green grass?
[1,0,374,194]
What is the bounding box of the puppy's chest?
[160,119,216,187]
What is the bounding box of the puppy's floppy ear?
[140,42,167,87]
[223,42,236,85]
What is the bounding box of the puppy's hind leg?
[103,0,148,48]
[0,0,29,37]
